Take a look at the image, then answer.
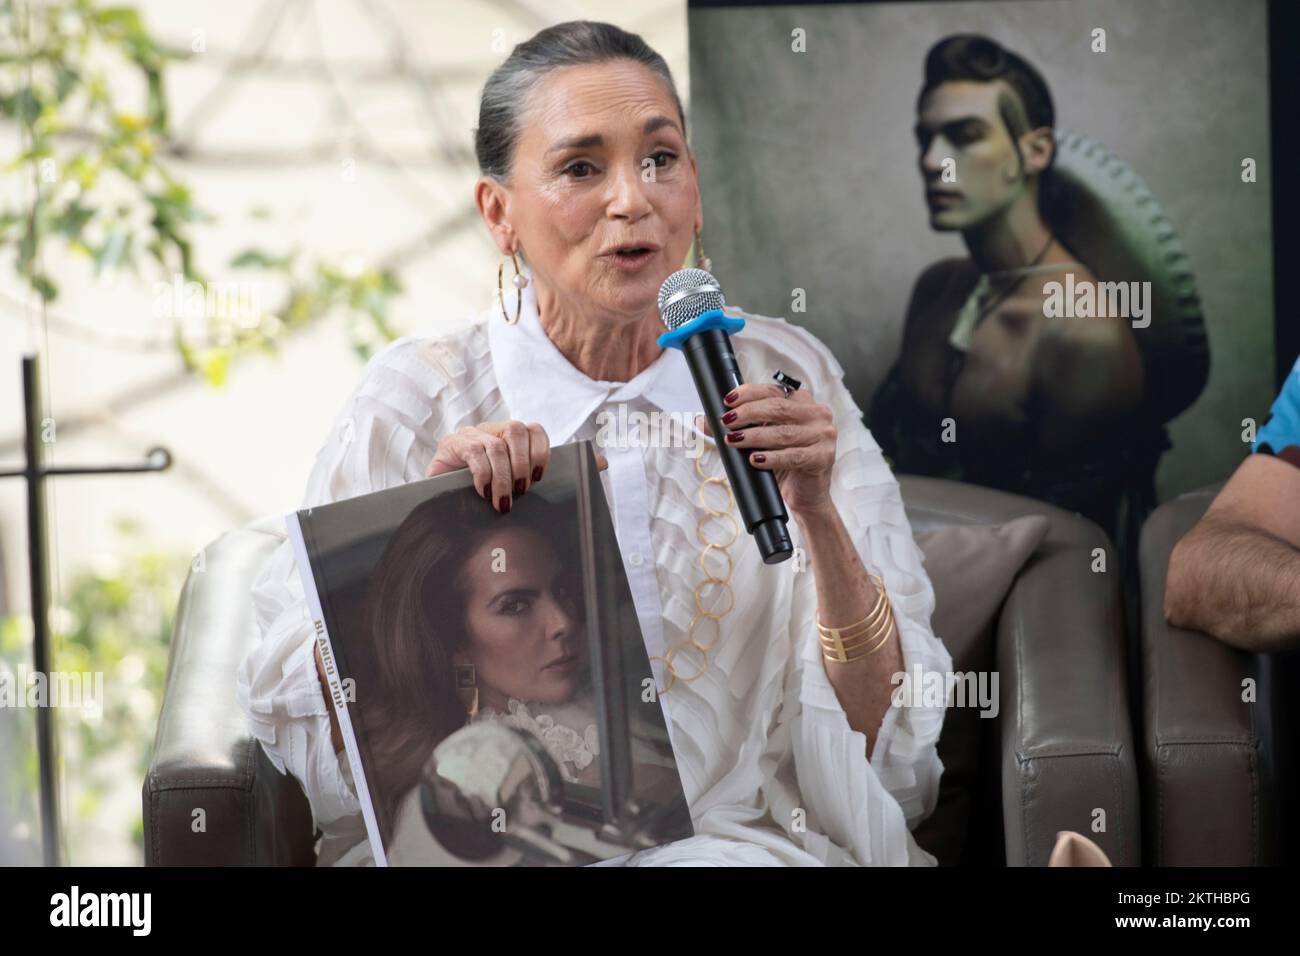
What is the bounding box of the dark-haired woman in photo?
[355,491,676,864]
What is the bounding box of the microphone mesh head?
[657,268,726,331]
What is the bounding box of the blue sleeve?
[1252,355,1300,467]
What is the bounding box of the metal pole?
[22,355,60,867]
[0,354,172,867]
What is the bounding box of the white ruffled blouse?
[475,696,601,784]
[236,276,952,866]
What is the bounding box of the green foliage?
[229,246,404,363]
[0,0,413,863]
[0,0,202,295]
[1,0,406,382]
[0,614,42,863]
[0,517,188,863]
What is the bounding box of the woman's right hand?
[425,421,607,512]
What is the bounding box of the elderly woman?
[237,19,951,867]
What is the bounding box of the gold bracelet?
[817,596,888,641]
[819,577,896,663]
[821,606,894,658]
[818,599,889,653]
[816,573,888,641]
[820,614,892,656]
[823,606,895,663]
[830,630,894,664]
[818,608,887,647]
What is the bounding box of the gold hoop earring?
[455,664,479,720]
[693,228,712,273]
[497,249,528,325]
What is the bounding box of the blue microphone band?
[657,309,745,350]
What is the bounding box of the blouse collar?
[487,267,708,446]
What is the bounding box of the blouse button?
[628,551,643,567]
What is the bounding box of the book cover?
[287,440,693,865]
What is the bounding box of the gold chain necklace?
[650,441,739,695]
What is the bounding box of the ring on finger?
[773,370,802,399]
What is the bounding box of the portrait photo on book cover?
[287,441,694,866]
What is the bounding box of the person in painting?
[239,20,951,867]
[869,34,1148,538]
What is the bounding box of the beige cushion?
[1047,830,1113,866]
[910,515,1051,864]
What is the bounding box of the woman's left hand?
[696,382,838,518]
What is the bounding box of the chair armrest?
[898,476,1140,866]
[143,519,317,866]
[1139,484,1276,865]
[997,512,1140,866]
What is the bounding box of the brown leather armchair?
[1138,483,1293,865]
[143,476,1140,866]
[142,514,316,866]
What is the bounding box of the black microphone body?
[681,328,793,564]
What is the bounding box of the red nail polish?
[482,483,491,499]
[726,431,743,443]
[752,453,766,464]
[721,411,738,424]
[499,495,510,513]
[532,466,543,482]
[724,391,738,405]
[514,478,526,496]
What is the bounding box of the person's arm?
[793,506,903,759]
[751,360,951,864]
[721,321,950,865]
[1165,453,1300,652]
[703,378,909,759]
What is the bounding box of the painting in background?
[688,0,1273,547]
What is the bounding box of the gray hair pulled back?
[474,20,687,182]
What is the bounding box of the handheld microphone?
[657,268,793,565]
